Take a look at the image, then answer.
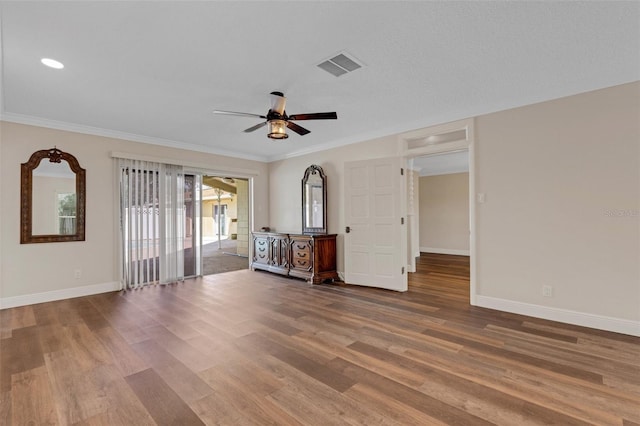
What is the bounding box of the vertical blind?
[117,158,185,289]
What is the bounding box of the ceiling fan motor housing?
[213,91,337,138]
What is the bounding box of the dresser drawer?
[251,232,338,284]
[253,237,270,264]
[291,256,312,270]
[288,239,310,271]
[291,240,311,258]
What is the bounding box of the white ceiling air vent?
[317,52,363,77]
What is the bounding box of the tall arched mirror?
[21,147,86,243]
[302,164,327,235]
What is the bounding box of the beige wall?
[0,122,269,300]
[268,134,401,272]
[2,81,638,329]
[475,82,639,322]
[236,179,249,256]
[419,172,470,254]
[269,81,639,326]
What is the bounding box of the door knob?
[345,226,351,233]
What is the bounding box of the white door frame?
[398,118,477,305]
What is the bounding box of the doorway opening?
[408,151,471,293]
[401,117,476,304]
[201,176,250,275]
[412,151,470,256]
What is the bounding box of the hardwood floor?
[1,253,639,425]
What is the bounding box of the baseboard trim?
[0,281,121,309]
[475,295,640,337]
[7,281,635,336]
[420,247,470,256]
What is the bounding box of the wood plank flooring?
[1,253,639,425]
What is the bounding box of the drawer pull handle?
[259,247,266,252]
[259,254,266,259]
[258,241,266,246]
[297,252,306,258]
[297,260,307,266]
[296,244,306,249]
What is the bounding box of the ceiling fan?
[213,91,337,140]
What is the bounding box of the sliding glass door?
[183,174,201,278]
[117,160,202,289]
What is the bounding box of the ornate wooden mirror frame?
[301,164,327,235]
[21,147,86,244]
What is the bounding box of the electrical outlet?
[542,285,553,297]
[74,269,82,279]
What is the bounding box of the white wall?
[0,122,269,304]
[269,81,639,333]
[419,172,470,255]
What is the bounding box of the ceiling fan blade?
[288,112,337,121]
[286,121,311,136]
[270,91,287,115]
[214,110,266,119]
[243,121,268,133]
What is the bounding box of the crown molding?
[0,112,270,162]
[266,123,407,163]
[265,109,480,163]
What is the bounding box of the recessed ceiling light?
[41,58,64,69]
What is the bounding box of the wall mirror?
[302,164,327,235]
[21,147,86,243]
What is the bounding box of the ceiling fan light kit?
[267,119,288,139]
[214,91,337,140]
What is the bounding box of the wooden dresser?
[251,232,338,284]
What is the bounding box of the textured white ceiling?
[1,1,638,162]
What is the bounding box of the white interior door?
[344,157,407,291]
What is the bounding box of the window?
[213,204,228,235]
[57,192,76,234]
